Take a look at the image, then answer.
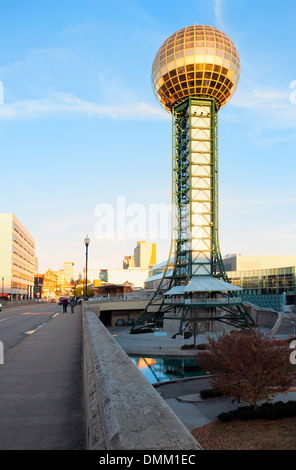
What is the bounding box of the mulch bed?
[192,417,296,450]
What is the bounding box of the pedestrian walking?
[69,297,77,313]
[62,297,69,313]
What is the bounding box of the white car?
[0,303,2,311]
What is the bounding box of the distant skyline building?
[64,261,74,284]
[78,265,149,289]
[34,257,38,274]
[0,213,35,300]
[123,255,135,269]
[34,268,58,299]
[106,268,149,288]
[134,241,156,269]
[54,269,66,290]
[223,254,296,273]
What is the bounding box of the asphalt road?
[0,302,61,354]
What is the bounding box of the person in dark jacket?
[62,297,69,313]
[69,297,77,313]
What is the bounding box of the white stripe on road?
[0,318,9,322]
[25,322,46,335]
[24,312,60,334]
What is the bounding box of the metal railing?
[85,295,242,305]
[163,297,242,305]
[86,295,153,303]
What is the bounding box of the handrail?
[164,297,242,305]
[86,295,242,305]
[86,295,153,303]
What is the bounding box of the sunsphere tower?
[135,25,254,333]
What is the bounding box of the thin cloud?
[40,215,93,234]
[0,91,169,121]
[262,224,296,241]
[221,195,296,217]
[214,0,225,30]
[229,85,296,129]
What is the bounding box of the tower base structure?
[133,97,255,334]
[133,262,255,335]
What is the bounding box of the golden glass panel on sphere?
[151,25,240,112]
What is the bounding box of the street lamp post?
[1,277,3,299]
[84,235,90,299]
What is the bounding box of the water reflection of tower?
[136,25,254,333]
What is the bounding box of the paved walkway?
[0,308,85,450]
[159,383,296,432]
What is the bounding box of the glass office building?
[228,266,296,295]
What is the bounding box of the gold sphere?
[151,25,240,112]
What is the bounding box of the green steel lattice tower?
[134,25,254,333]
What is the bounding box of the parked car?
[136,322,157,332]
[0,303,2,311]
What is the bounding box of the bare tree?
[199,328,295,409]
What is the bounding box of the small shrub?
[200,388,224,399]
[218,411,236,422]
[184,331,192,339]
[218,400,296,422]
[181,343,208,350]
[237,406,257,421]
[181,344,195,350]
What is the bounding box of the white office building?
[0,214,35,300]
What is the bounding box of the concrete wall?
[82,309,202,451]
[243,303,278,328]
[85,299,157,326]
[87,299,154,312]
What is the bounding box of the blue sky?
[0,0,296,276]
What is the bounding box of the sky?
[0,0,296,277]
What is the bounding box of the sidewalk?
[0,308,85,450]
[161,388,296,433]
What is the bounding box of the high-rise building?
[64,261,74,284]
[0,213,35,299]
[54,269,66,291]
[34,257,38,273]
[134,241,156,269]
[123,255,135,269]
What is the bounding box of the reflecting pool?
[129,355,205,384]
